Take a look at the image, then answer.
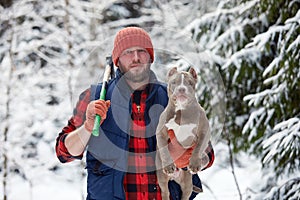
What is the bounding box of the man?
[55,27,214,200]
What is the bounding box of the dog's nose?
[178,87,186,93]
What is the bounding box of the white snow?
[1,0,298,199]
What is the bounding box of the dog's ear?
[167,67,178,78]
[188,67,198,81]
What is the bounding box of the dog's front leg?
[189,113,211,173]
[189,132,210,173]
[156,125,176,175]
[189,147,202,173]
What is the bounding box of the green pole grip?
[91,82,107,136]
[92,115,101,136]
[91,55,112,137]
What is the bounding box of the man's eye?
[138,49,147,53]
[137,49,148,55]
[125,50,134,55]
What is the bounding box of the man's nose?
[133,50,140,61]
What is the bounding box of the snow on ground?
[1,160,86,200]
[2,143,262,200]
[196,143,262,200]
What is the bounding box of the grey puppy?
[156,67,211,200]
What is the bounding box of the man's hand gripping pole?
[92,56,114,136]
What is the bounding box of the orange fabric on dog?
[167,129,195,169]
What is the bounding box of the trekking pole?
[92,55,114,136]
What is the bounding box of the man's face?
[118,46,152,83]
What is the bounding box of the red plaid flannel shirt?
[55,88,90,162]
[55,88,162,199]
[124,89,162,200]
[56,87,215,200]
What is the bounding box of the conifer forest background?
[0,0,299,199]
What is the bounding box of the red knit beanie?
[112,27,154,66]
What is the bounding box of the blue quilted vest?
[85,70,202,200]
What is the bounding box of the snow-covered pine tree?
[184,0,299,198]
[1,1,222,198]
[0,0,104,198]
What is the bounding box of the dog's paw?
[188,159,201,174]
[163,163,176,175]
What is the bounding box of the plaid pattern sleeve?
[124,89,162,200]
[201,141,215,170]
[55,88,91,163]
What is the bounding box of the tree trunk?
[2,17,15,200]
[226,129,242,200]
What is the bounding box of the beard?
[119,62,151,83]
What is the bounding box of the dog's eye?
[185,79,194,86]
